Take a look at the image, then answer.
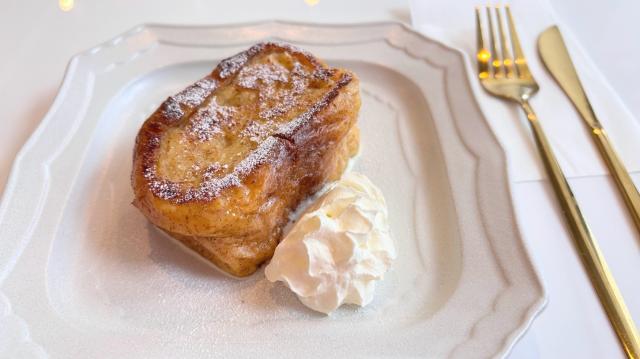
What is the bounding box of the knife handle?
[521,101,640,359]
[591,127,640,234]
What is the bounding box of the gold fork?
[476,6,640,358]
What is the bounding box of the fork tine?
[505,5,531,78]
[495,6,515,78]
[475,7,490,79]
[486,6,503,78]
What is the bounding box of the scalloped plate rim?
[0,21,546,359]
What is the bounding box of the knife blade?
[538,25,640,237]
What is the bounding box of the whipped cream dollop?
[264,172,396,314]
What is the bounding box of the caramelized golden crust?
[131,42,360,276]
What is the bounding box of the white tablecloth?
[1,1,638,357]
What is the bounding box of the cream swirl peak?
[265,172,396,314]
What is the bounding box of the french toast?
[131,42,360,277]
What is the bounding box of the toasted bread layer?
[132,42,360,276]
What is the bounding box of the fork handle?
[521,100,640,359]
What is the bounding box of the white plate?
[0,22,545,358]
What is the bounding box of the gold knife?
[538,26,640,237]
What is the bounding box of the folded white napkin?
[409,0,640,182]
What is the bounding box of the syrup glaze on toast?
[132,42,360,276]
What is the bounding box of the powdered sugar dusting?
[172,77,217,108]
[186,137,282,202]
[217,41,319,82]
[148,178,181,200]
[182,173,241,202]
[277,73,352,139]
[202,162,227,180]
[144,42,353,204]
[220,54,248,79]
[195,77,217,90]
[234,136,282,177]
[240,121,271,143]
[148,137,285,203]
[238,63,288,89]
[160,77,217,122]
[187,99,236,141]
[243,61,311,122]
[219,51,252,79]
[161,98,184,121]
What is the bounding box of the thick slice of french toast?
[131,42,360,277]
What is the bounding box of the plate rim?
[0,20,546,358]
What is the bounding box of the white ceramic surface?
[0,22,544,358]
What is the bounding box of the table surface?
[1,0,638,358]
